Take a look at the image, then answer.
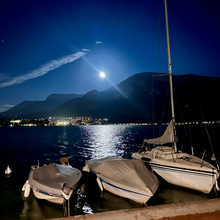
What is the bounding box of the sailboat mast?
[164,0,177,152]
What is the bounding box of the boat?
[132,0,220,194]
[22,158,82,205]
[83,157,159,205]
[5,165,12,175]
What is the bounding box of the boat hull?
[100,178,151,204]
[150,161,218,194]
[32,188,64,204]
[132,147,220,194]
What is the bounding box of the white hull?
[151,161,218,193]
[101,179,151,204]
[133,151,219,194]
[32,188,64,204]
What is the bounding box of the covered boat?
[83,157,159,205]
[23,160,82,205]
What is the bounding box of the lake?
[0,124,219,219]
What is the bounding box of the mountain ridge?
[1,72,219,123]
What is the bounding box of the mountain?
[1,72,220,123]
[0,93,83,119]
[51,72,155,122]
[51,72,220,123]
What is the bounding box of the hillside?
[1,72,219,123]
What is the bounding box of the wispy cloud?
[0,101,14,113]
[82,48,90,51]
[96,41,103,44]
[0,50,87,88]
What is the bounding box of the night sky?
[0,0,220,112]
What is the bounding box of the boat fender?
[22,180,29,191]
[82,164,90,172]
[62,190,73,200]
[96,177,103,191]
[80,183,86,195]
[216,180,220,191]
[24,183,31,198]
[153,151,155,159]
[5,165,12,175]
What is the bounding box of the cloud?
[0,101,14,113]
[96,41,103,44]
[0,50,87,88]
[82,48,90,51]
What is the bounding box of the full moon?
[99,72,105,78]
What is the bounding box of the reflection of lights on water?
[74,188,92,214]
[82,202,93,214]
[81,125,128,159]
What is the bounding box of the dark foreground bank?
[49,198,220,220]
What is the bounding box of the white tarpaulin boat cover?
[144,120,174,145]
[86,157,159,196]
[28,163,82,197]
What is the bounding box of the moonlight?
[99,72,105,78]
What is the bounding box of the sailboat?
[132,0,220,194]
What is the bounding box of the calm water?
[0,125,219,219]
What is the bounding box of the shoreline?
[50,198,220,220]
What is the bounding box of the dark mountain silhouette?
[1,72,219,123]
[0,93,83,119]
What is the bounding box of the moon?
[99,72,105,78]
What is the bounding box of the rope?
[152,74,154,138]
[185,77,193,149]
[193,83,216,159]
[174,77,191,151]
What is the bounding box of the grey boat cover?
[28,163,82,197]
[144,120,174,145]
[86,157,159,196]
